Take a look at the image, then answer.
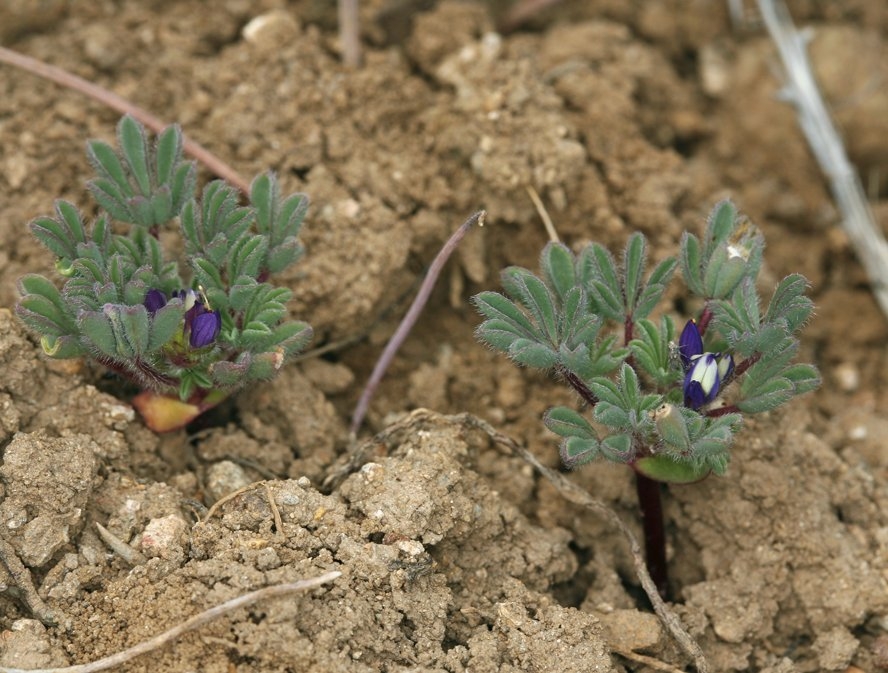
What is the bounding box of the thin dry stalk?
[0,571,341,673]
[348,210,486,438]
[338,0,362,68]
[526,186,560,243]
[0,46,250,194]
[756,0,888,320]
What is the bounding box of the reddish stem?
[697,304,714,335]
[634,471,669,600]
[0,46,250,193]
[556,366,598,407]
[731,352,761,379]
[705,404,740,418]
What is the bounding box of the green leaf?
[634,257,677,320]
[737,377,794,413]
[192,257,225,290]
[559,436,600,468]
[501,268,558,344]
[118,115,151,196]
[170,163,197,214]
[509,339,558,369]
[704,199,737,255]
[782,363,821,395]
[765,274,813,333]
[539,242,576,303]
[600,433,632,461]
[114,305,150,356]
[679,231,704,295]
[473,291,537,338]
[78,310,118,358]
[543,407,597,439]
[155,124,183,186]
[40,334,87,359]
[148,302,185,350]
[580,243,623,321]
[88,178,132,222]
[266,239,303,275]
[251,173,275,234]
[634,456,711,484]
[87,140,130,195]
[622,233,646,315]
[477,320,524,352]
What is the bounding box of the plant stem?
[0,46,250,193]
[556,365,598,407]
[349,210,485,438]
[634,471,669,600]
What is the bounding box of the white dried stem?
[757,0,888,319]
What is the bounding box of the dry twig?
[756,0,888,320]
[0,46,249,194]
[0,571,341,673]
[338,0,362,68]
[349,210,486,438]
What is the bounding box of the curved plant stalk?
[0,46,249,194]
[349,210,485,438]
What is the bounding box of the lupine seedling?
[473,201,820,597]
[15,115,312,432]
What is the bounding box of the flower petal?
[144,289,167,313]
[189,310,221,347]
[678,319,703,368]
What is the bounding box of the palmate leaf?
[764,274,813,333]
[251,173,308,243]
[579,234,676,323]
[629,316,679,387]
[679,230,705,296]
[539,242,576,303]
[118,114,151,196]
[17,275,78,336]
[29,201,88,262]
[579,243,623,321]
[500,267,559,344]
[86,116,195,228]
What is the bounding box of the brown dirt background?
[1,1,888,671]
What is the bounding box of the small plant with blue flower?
[15,115,312,432]
[473,201,819,596]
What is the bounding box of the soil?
[1,1,888,672]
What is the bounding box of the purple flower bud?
[683,353,721,409]
[678,319,703,369]
[189,309,221,348]
[144,289,167,313]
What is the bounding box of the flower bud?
[652,403,690,451]
[678,319,703,368]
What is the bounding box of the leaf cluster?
[473,200,820,483]
[16,115,312,398]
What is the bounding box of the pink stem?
[349,210,486,437]
[0,46,250,194]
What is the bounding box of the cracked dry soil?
[1,1,888,671]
